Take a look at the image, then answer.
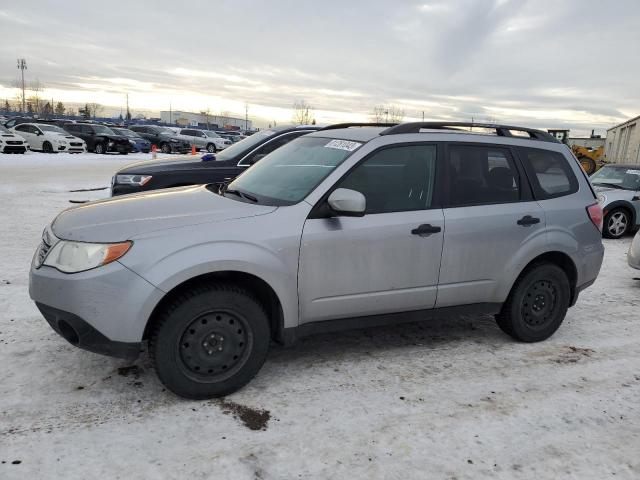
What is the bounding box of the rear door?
[14,124,36,148]
[298,143,444,324]
[437,143,545,307]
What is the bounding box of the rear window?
[519,147,578,199]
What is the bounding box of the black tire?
[206,143,217,153]
[579,156,597,175]
[603,208,630,239]
[119,151,129,155]
[42,141,54,153]
[150,283,270,399]
[496,263,570,342]
[160,143,172,154]
[94,142,106,154]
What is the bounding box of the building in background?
[160,111,251,130]
[567,130,605,150]
[605,115,640,164]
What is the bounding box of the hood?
[52,185,276,243]
[118,156,236,174]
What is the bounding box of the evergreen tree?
[54,102,65,116]
[3,100,10,113]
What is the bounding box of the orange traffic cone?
[191,144,197,155]
[151,144,157,159]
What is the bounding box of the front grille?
[6,140,22,145]
[70,142,83,147]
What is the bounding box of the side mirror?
[327,188,366,217]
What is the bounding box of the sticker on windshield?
[626,169,640,175]
[324,139,361,152]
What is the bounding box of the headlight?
[129,139,136,145]
[56,138,66,144]
[108,141,115,147]
[43,240,132,273]
[115,174,153,186]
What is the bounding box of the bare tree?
[200,109,212,129]
[87,102,103,118]
[370,104,404,123]
[292,100,314,125]
[220,110,230,128]
[3,99,10,112]
[29,79,45,115]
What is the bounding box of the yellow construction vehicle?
[572,145,605,175]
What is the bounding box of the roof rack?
[379,122,559,143]
[320,122,398,131]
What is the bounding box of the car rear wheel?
[206,143,217,153]
[94,143,106,154]
[603,208,630,239]
[42,141,54,153]
[150,283,270,399]
[496,263,570,342]
[160,143,172,154]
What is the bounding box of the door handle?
[411,224,442,236]
[517,215,541,226]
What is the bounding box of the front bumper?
[108,143,133,153]
[29,259,165,359]
[629,233,640,270]
[0,143,27,153]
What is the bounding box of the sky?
[0,0,639,133]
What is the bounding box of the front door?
[298,144,444,324]
[436,143,545,307]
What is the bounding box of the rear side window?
[519,147,578,199]
[446,145,520,207]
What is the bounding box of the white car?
[11,123,86,153]
[0,124,28,153]
[176,128,232,153]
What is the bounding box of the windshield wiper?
[593,182,626,190]
[224,188,258,202]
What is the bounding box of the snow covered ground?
[1,153,639,479]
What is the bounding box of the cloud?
[0,0,638,134]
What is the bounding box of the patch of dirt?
[553,346,595,364]
[117,365,141,378]
[215,399,271,431]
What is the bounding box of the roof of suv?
[308,122,560,144]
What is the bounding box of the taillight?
[587,203,603,232]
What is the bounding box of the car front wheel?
[496,263,570,342]
[206,143,217,153]
[603,208,630,239]
[150,283,270,399]
[42,141,54,153]
[94,143,106,154]
[160,143,172,154]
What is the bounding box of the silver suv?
[176,128,232,153]
[29,122,605,399]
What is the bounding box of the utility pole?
[16,58,27,114]
[422,111,425,121]
[245,102,249,130]
[125,93,130,123]
[169,101,172,125]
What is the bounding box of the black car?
[111,127,152,153]
[128,125,191,154]
[64,123,132,154]
[111,124,320,196]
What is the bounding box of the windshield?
[225,136,362,205]
[92,125,115,135]
[591,166,640,190]
[113,128,140,138]
[214,130,276,161]
[39,125,67,134]
[203,130,220,138]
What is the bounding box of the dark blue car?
[112,127,151,153]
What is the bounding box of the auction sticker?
[324,139,362,152]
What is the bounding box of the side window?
[64,124,77,133]
[446,145,520,207]
[15,124,29,132]
[519,147,578,199]
[181,129,193,136]
[81,125,93,134]
[337,145,437,214]
[32,126,43,135]
[242,132,305,165]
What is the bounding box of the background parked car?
[11,123,85,153]
[176,128,232,153]
[111,124,320,196]
[591,164,640,238]
[63,123,131,154]
[111,127,151,153]
[0,124,28,153]
[128,125,191,153]
[628,229,640,270]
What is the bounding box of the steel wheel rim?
[608,212,627,236]
[176,309,252,383]
[207,145,215,153]
[161,144,170,153]
[95,144,104,154]
[521,279,558,328]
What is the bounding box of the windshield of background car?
[204,131,220,138]
[214,130,276,161]
[158,128,175,136]
[114,128,140,138]
[93,125,115,135]
[226,136,362,205]
[39,125,68,134]
[591,166,640,190]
